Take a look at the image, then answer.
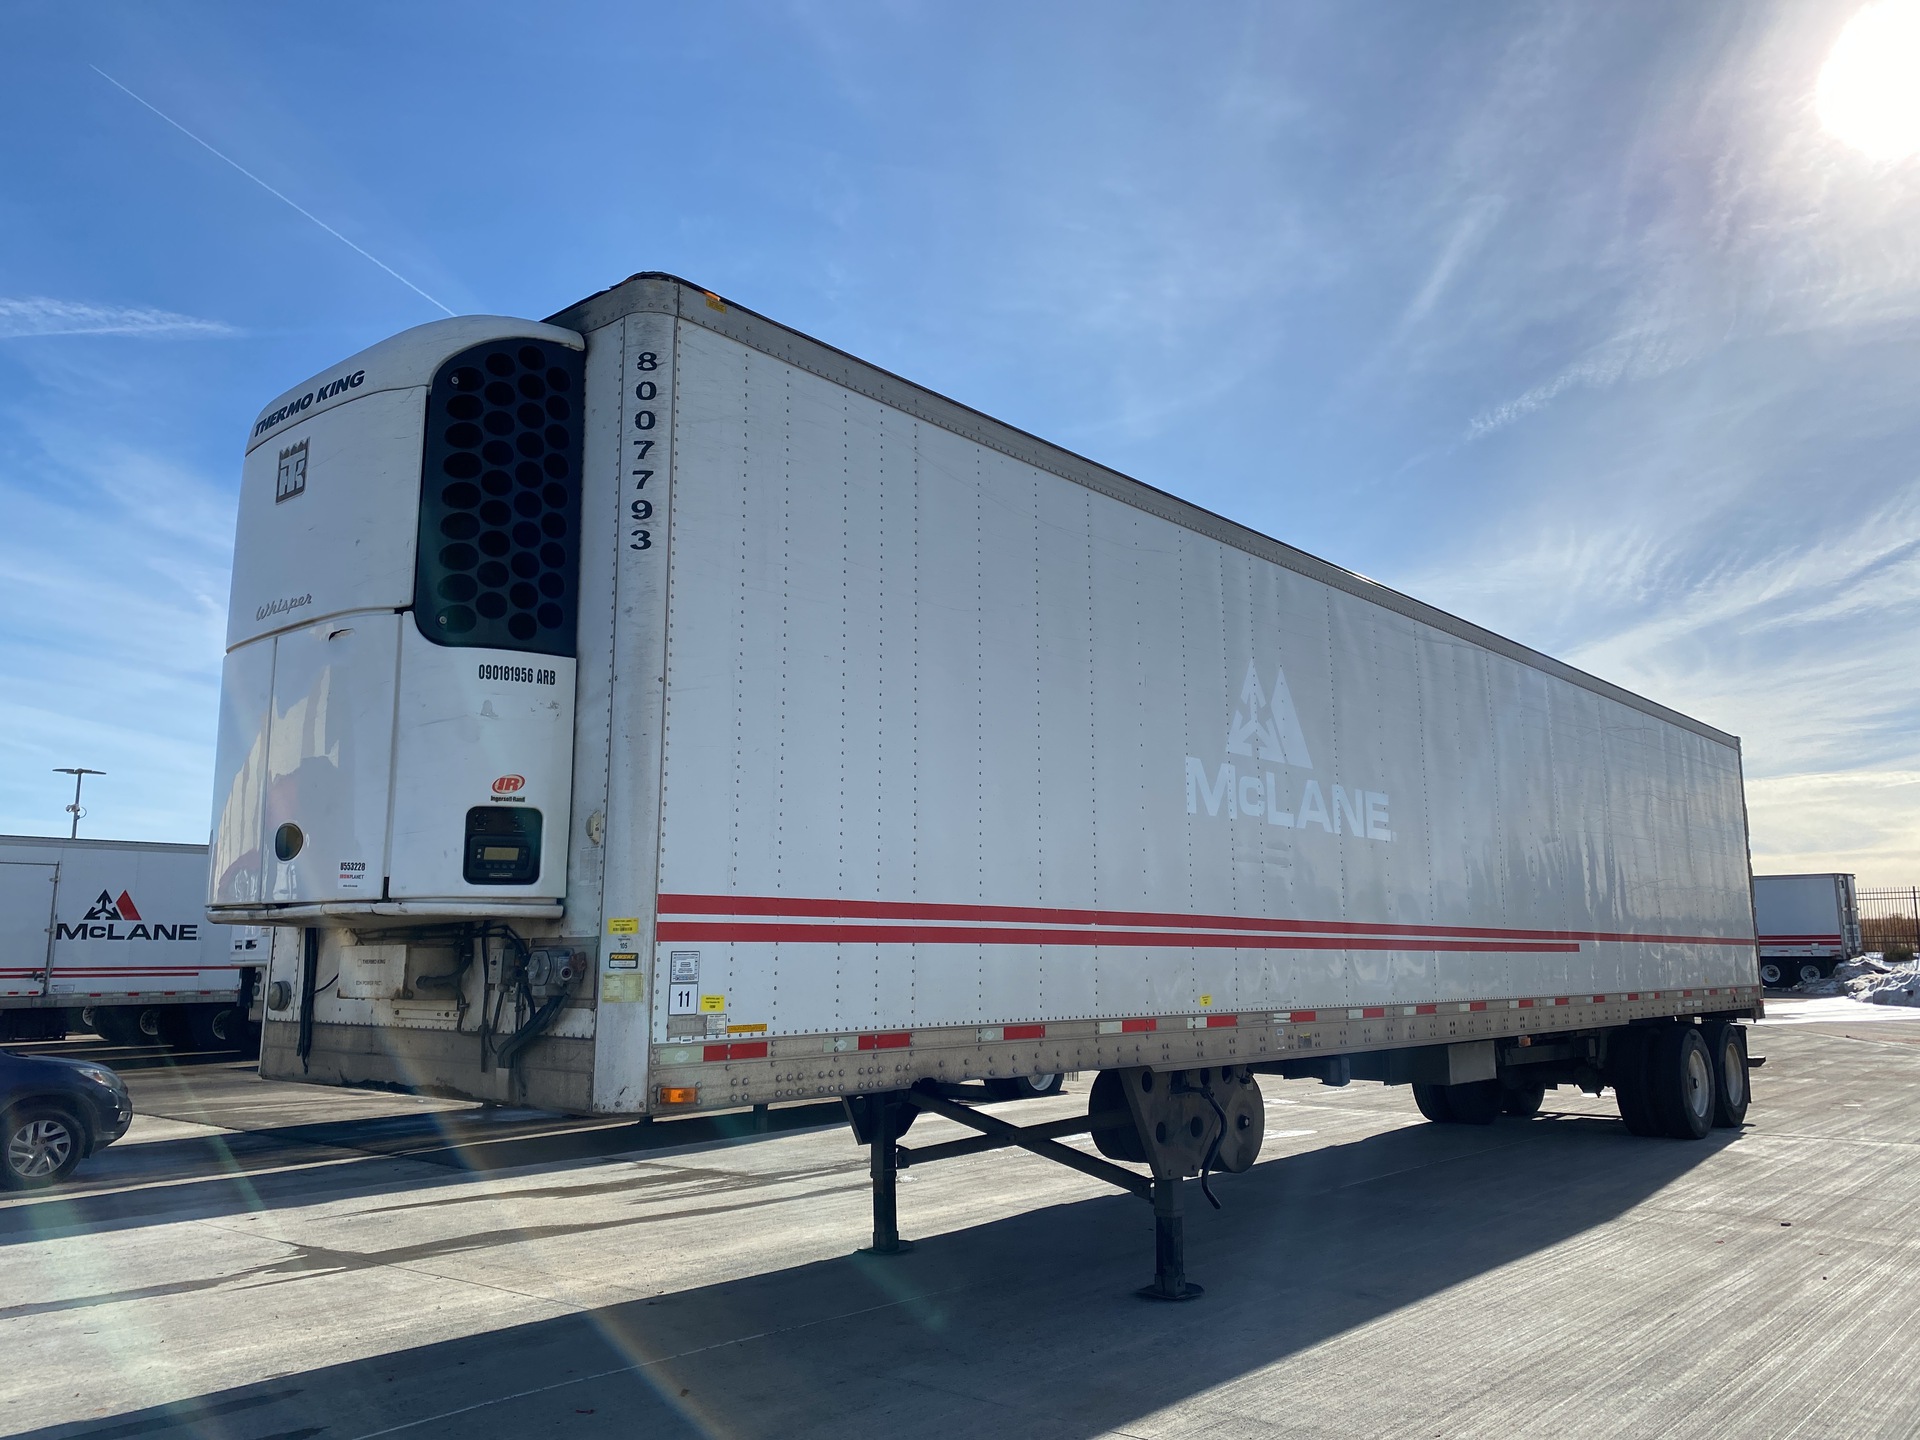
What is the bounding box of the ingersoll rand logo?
[492,774,526,795]
[56,889,200,942]
[1184,660,1394,842]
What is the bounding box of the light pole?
[53,767,105,839]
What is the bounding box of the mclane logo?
[56,889,200,942]
[1185,660,1394,842]
[492,774,526,794]
[276,437,308,503]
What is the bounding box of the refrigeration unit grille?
[415,338,584,656]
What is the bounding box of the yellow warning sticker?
[726,1022,768,1034]
[607,917,640,935]
[1199,994,1213,1007]
[699,994,726,1013]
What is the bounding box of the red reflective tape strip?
[1593,995,1608,1003]
[858,1032,912,1051]
[1555,997,1571,1005]
[1121,1018,1157,1033]
[1289,1010,1318,1023]
[727,1041,768,1060]
[1415,1004,1437,1015]
[656,922,1580,954]
[1468,1001,1487,1012]
[1206,1015,1238,1028]
[1003,1024,1046,1040]
[1362,1007,1385,1019]
[1518,998,1535,1008]
[657,893,1753,947]
[702,1044,728,1062]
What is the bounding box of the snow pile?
[1786,954,1920,1005]
[1847,962,1920,1008]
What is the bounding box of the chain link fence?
[1858,887,1920,961]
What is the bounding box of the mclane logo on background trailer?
[211,274,1762,1296]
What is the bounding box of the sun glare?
[1818,1,1920,160]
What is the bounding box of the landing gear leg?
[1140,1175,1203,1301]
[846,1091,915,1256]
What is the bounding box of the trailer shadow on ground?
[0,1100,850,1248]
[20,1111,1733,1440]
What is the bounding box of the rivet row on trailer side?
[209,273,1762,1298]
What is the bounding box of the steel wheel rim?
[7,1118,73,1179]
[1683,1045,1713,1121]
[1722,1041,1746,1108]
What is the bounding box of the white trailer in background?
[1753,873,1860,986]
[210,273,1762,1296]
[0,835,261,1047]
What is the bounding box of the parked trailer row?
[210,273,1762,1294]
[1,835,261,1048]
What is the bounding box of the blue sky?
[2,2,1916,883]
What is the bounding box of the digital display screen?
[464,806,542,885]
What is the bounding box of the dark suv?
[1,1049,133,1188]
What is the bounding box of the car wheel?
[1758,960,1787,987]
[1647,1026,1715,1140]
[1706,1023,1749,1129]
[1501,1081,1547,1117]
[3,1105,85,1189]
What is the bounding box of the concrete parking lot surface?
[6,1003,1920,1439]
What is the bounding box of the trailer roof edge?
[549,273,1740,751]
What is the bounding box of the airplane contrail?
[91,65,456,317]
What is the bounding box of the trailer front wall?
[648,323,1755,1052]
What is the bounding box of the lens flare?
[1818,1,1920,160]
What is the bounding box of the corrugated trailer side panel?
[645,320,1754,1087]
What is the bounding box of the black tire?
[89,1007,146,1048]
[1610,1028,1662,1137]
[3,1104,86,1189]
[1795,961,1826,985]
[1707,1023,1749,1129]
[1646,1025,1715,1140]
[1501,1081,1547,1117]
[986,1072,1066,1101]
[1758,959,1787,987]
[1445,1079,1503,1125]
[1412,1082,1455,1123]
[185,1005,243,1052]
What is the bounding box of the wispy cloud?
[0,297,238,340]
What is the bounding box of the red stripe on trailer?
[1361,1007,1385,1019]
[1518,998,1535,1008]
[656,921,1580,954]
[1468,1001,1487,1012]
[857,1031,912,1051]
[1593,995,1608,1003]
[659,893,1753,948]
[1004,1024,1046,1040]
[1555,997,1571,1005]
[1289,1010,1318,1023]
[1121,1018,1157,1033]
[1206,1015,1238,1028]
[1415,1004,1437,1015]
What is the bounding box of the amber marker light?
[657,1086,699,1106]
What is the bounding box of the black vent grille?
[416,338,584,656]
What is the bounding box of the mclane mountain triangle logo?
[1186,659,1394,842]
[58,889,199,942]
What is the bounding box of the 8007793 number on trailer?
[207,274,1761,1297]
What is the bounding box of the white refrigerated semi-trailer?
[1753,873,1860,986]
[1,835,261,1045]
[211,273,1761,1294]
